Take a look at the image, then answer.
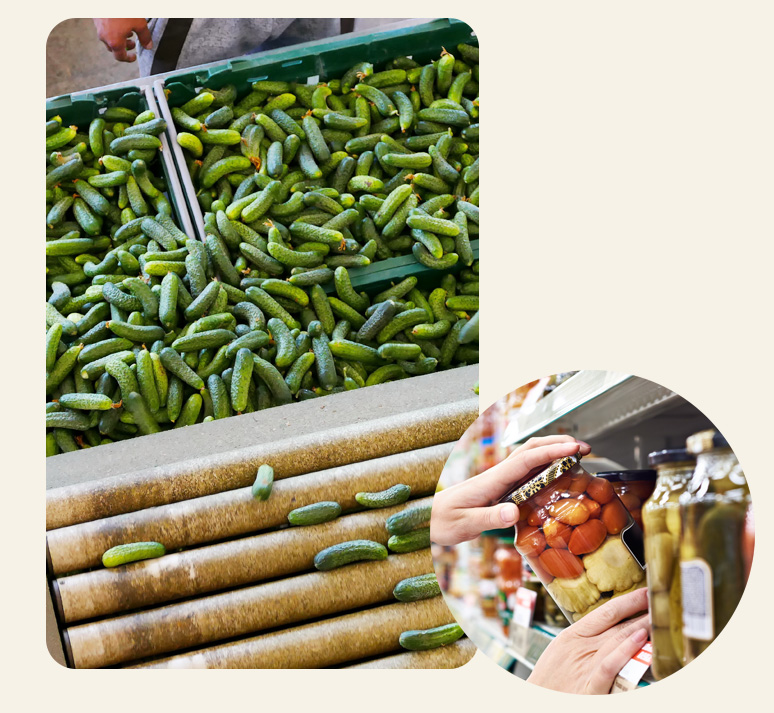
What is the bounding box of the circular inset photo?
[430,370,754,693]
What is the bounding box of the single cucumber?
[355,483,412,509]
[171,329,236,353]
[102,541,166,568]
[378,342,423,360]
[252,463,274,500]
[57,393,115,411]
[399,623,464,651]
[388,527,431,553]
[313,539,389,571]
[287,501,343,526]
[386,502,433,535]
[393,573,442,602]
[458,311,479,344]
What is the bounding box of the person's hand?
[430,435,591,546]
[93,19,153,63]
[528,588,651,694]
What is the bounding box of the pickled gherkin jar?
[500,455,646,624]
[679,430,751,663]
[642,449,695,680]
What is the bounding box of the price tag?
[512,587,537,628]
[508,587,538,655]
[612,641,652,693]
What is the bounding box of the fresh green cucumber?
[355,484,411,509]
[399,623,464,651]
[386,502,433,535]
[314,539,389,571]
[388,527,431,553]
[287,501,342,526]
[102,541,166,567]
[393,573,442,602]
[252,463,274,500]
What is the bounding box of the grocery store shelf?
[501,371,683,446]
[444,595,555,671]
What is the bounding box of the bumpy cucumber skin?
[399,623,464,651]
[287,501,342,526]
[386,502,433,535]
[102,541,166,567]
[393,573,442,602]
[387,527,431,553]
[313,539,388,571]
[355,483,411,508]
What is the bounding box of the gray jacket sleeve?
[137,18,341,77]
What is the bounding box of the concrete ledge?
[47,365,479,491]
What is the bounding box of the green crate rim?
[161,18,476,104]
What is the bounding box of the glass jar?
[494,535,521,634]
[679,430,751,663]
[501,455,646,624]
[742,504,754,584]
[478,532,499,618]
[598,470,657,531]
[642,450,695,680]
[521,560,546,624]
[543,587,569,627]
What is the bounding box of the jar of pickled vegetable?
[501,455,646,623]
[679,430,751,663]
[599,470,657,530]
[642,450,695,680]
[543,587,569,627]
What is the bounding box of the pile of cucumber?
[45,44,480,456]
[172,44,479,271]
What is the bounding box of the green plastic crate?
[161,19,475,104]
[45,85,196,242]
[154,18,478,295]
[345,240,480,296]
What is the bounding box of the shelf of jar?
[443,594,554,671]
[501,371,683,446]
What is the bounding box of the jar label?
[479,578,497,598]
[612,641,653,693]
[681,558,714,640]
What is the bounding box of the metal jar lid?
[597,469,657,483]
[498,454,582,506]
[648,448,695,467]
[686,429,729,455]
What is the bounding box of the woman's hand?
[528,588,651,694]
[93,19,153,62]
[430,435,591,546]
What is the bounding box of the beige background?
[18,1,774,710]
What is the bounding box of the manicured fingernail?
[500,503,517,523]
